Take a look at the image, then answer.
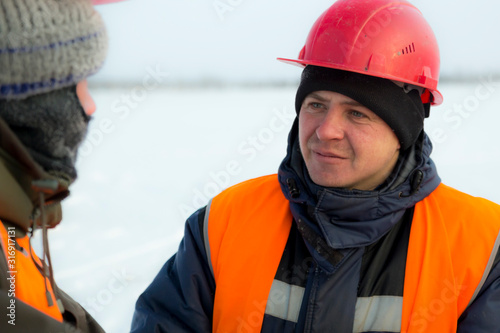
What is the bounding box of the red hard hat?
[278,0,442,105]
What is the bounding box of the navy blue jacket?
[131,126,500,332]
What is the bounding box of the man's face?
[298,90,400,191]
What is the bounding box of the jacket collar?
[0,116,69,232]
[278,119,441,249]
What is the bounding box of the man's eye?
[350,110,366,118]
[310,102,323,109]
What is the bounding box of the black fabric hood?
[278,119,441,249]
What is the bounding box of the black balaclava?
[295,66,425,151]
[0,86,90,183]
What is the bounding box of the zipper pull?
[286,178,301,199]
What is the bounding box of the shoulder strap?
[0,221,64,322]
[205,175,292,333]
[0,221,104,332]
[402,183,500,332]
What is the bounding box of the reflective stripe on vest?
[265,282,405,332]
[353,296,403,332]
[0,222,63,322]
[205,176,500,333]
[265,281,405,332]
[265,279,305,323]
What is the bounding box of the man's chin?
[309,172,349,189]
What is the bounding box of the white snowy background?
[34,1,500,332]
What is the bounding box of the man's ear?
[76,80,96,116]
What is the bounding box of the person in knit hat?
[0,0,111,332]
[131,1,500,332]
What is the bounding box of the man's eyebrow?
[305,92,329,102]
[306,92,364,107]
[340,99,364,107]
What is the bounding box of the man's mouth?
[312,149,347,160]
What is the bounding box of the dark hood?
[278,119,441,249]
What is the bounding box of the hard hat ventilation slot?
[402,43,416,55]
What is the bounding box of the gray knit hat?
[0,0,108,99]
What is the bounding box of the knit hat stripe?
[0,68,102,99]
[0,0,108,100]
[0,28,106,55]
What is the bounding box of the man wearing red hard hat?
[0,0,121,332]
[132,1,500,332]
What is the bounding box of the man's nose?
[315,107,345,141]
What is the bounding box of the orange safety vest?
[206,175,500,333]
[0,222,63,322]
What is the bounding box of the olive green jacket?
[0,116,104,333]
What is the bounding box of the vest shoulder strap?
[206,175,292,333]
[402,183,500,332]
[0,221,63,323]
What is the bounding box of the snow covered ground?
[40,80,500,332]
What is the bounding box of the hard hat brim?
[277,57,443,106]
